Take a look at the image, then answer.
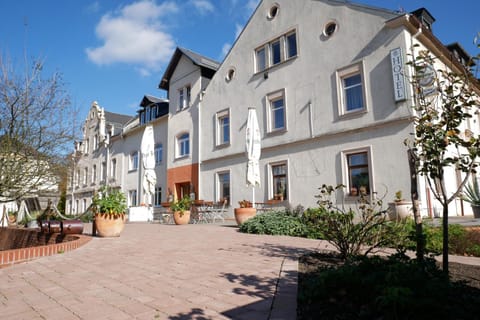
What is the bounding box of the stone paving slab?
[1,221,480,320]
[0,223,324,319]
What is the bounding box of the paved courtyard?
[1,220,480,320]
[0,223,326,320]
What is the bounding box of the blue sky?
[1,0,478,122]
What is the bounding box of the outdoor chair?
[210,200,227,223]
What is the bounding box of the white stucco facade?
[68,0,479,219]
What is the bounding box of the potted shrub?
[92,186,127,237]
[234,200,256,226]
[170,196,192,225]
[388,190,413,221]
[462,180,480,218]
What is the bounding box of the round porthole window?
[323,21,338,37]
[267,4,279,20]
[225,68,236,82]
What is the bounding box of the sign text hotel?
[390,47,406,101]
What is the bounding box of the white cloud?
[235,23,243,39]
[246,0,259,13]
[220,43,231,59]
[85,1,100,14]
[86,0,178,72]
[190,0,215,15]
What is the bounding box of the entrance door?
[176,182,191,200]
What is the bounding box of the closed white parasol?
[141,125,157,205]
[246,107,261,204]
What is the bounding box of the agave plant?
[462,179,480,206]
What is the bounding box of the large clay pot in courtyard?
[173,210,191,225]
[234,208,257,226]
[95,213,126,237]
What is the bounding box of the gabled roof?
[159,47,220,90]
[104,111,133,126]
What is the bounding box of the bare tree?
[0,55,78,204]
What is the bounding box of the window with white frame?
[83,167,88,185]
[101,161,107,181]
[76,169,80,186]
[270,162,288,200]
[155,144,163,165]
[216,171,230,204]
[93,135,98,150]
[154,186,162,206]
[129,151,139,170]
[255,46,267,72]
[111,158,116,179]
[84,138,89,154]
[337,62,366,115]
[267,89,286,132]
[92,165,96,184]
[343,148,372,196]
[216,110,230,146]
[186,85,191,107]
[129,190,137,207]
[255,29,297,73]
[270,39,281,66]
[286,31,297,59]
[178,85,191,110]
[177,133,190,158]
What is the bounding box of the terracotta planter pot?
[234,207,257,226]
[388,201,413,221]
[95,213,126,237]
[173,210,191,225]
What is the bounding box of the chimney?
[410,8,435,31]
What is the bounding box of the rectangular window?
[101,161,107,181]
[345,150,371,196]
[271,162,288,200]
[76,169,80,186]
[256,46,266,72]
[92,165,96,184]
[337,62,366,115]
[216,110,230,146]
[130,152,139,170]
[344,74,364,111]
[155,144,163,164]
[93,135,98,150]
[84,139,89,154]
[271,39,281,65]
[186,85,191,108]
[254,29,297,73]
[154,187,162,206]
[111,158,117,179]
[129,190,137,207]
[217,171,230,205]
[83,167,88,185]
[177,133,190,158]
[267,89,286,132]
[179,88,184,110]
[286,32,297,59]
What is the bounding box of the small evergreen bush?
[239,211,307,237]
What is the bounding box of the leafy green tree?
[406,41,480,273]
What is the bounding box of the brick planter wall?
[0,228,91,268]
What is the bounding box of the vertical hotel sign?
[390,47,406,101]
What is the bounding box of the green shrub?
[239,211,307,237]
[298,254,480,319]
[311,184,409,260]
